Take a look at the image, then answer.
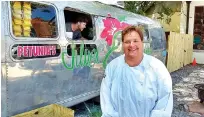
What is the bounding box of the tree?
[124,1,181,24]
[124,1,156,16]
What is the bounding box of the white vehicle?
[1,1,167,116]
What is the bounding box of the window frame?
[143,28,151,43]
[8,1,60,41]
[63,7,97,42]
[136,24,150,43]
[149,27,166,50]
[66,43,98,57]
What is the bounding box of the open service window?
[64,8,94,41]
[10,1,58,39]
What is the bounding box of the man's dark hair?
[73,15,88,24]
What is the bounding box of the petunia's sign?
[11,44,60,60]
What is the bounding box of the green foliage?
[88,103,102,117]
[124,1,177,24]
[84,102,102,117]
[124,1,156,16]
[156,2,174,24]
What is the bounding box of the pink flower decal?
[100,16,130,46]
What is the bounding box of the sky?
[98,0,118,5]
[32,6,56,21]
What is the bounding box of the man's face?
[78,22,86,31]
[122,31,143,59]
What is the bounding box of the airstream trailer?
[1,1,166,116]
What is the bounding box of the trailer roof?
[49,1,159,26]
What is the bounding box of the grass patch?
[84,102,102,117]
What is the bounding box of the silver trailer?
[1,1,167,116]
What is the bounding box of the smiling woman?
[100,26,173,117]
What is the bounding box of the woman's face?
[122,31,143,59]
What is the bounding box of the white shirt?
[100,53,173,117]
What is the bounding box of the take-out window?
[64,8,95,41]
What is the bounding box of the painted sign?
[100,15,129,46]
[61,39,153,70]
[11,44,60,60]
[62,15,153,70]
[62,42,99,70]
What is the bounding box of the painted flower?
[100,17,130,46]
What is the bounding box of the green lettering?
[83,49,89,66]
[102,31,121,69]
[61,44,75,70]
[144,47,152,55]
[79,41,85,66]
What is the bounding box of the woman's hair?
[122,25,143,42]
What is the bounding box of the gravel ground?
[71,64,204,117]
[171,64,204,117]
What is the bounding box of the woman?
[100,26,173,117]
